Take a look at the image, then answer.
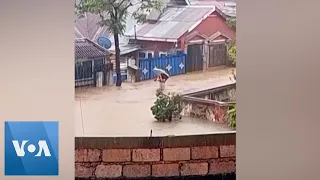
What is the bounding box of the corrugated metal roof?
[109,44,141,55]
[125,6,214,40]
[74,13,132,43]
[75,13,107,41]
[188,0,236,17]
[75,38,110,59]
[75,12,139,54]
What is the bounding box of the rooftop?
[75,13,140,55]
[125,6,215,41]
[109,43,141,56]
[75,38,110,59]
[189,0,236,17]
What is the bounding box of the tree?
[227,17,236,30]
[226,17,236,129]
[227,17,236,65]
[75,0,163,86]
[228,40,236,65]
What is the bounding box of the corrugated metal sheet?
[125,6,214,40]
[75,13,105,41]
[75,38,110,59]
[188,0,236,17]
[109,44,141,55]
[138,54,187,81]
[74,12,136,47]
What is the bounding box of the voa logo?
[12,140,51,157]
[5,121,59,176]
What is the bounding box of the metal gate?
[209,43,227,67]
[75,58,112,87]
[138,54,187,81]
[186,44,204,72]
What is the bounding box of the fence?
[138,54,187,81]
[75,59,113,88]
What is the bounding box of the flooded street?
[75,67,236,137]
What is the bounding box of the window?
[147,52,154,58]
[138,52,146,59]
[159,52,168,57]
[138,51,154,59]
[176,50,184,55]
[75,60,93,80]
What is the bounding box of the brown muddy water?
[75,68,235,137]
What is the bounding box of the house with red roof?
[125,0,236,68]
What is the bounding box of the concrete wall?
[182,97,232,124]
[181,83,236,123]
[75,133,236,179]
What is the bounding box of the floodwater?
[75,67,236,137]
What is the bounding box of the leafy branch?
[75,0,163,86]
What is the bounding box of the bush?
[151,89,182,122]
[228,40,236,65]
[227,104,236,129]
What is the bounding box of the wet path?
[75,67,236,137]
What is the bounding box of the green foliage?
[226,17,236,65]
[75,0,163,86]
[75,0,163,35]
[228,40,236,65]
[227,104,236,129]
[227,17,236,30]
[151,90,182,122]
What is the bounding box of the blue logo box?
[4,121,59,176]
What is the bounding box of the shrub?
[151,89,182,122]
[227,104,236,129]
[228,40,236,65]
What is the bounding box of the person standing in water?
[155,73,169,90]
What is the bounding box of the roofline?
[127,36,178,42]
[109,46,141,55]
[75,27,84,38]
[125,6,217,42]
[75,37,111,55]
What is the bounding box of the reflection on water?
[75,68,235,137]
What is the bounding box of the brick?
[220,145,236,157]
[191,146,219,160]
[209,158,236,174]
[181,162,208,176]
[75,149,101,162]
[123,165,151,178]
[75,163,94,178]
[95,164,122,178]
[102,149,131,162]
[152,163,179,177]
[132,149,160,162]
[163,148,190,161]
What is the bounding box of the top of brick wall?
[75,132,235,149]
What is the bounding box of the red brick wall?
[75,133,236,179]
